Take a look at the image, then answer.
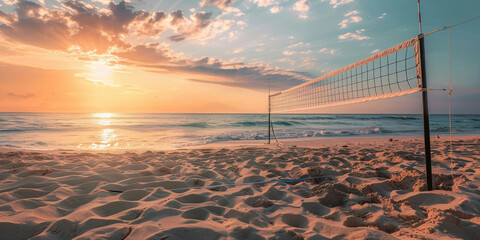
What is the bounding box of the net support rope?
[448,26,454,178]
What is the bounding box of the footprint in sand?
[301,202,330,216]
[281,214,309,228]
[263,186,285,201]
[119,189,150,201]
[181,208,210,220]
[12,188,50,199]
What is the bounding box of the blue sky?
[0,0,479,113]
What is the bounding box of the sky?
[0,0,479,113]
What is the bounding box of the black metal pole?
[268,95,271,144]
[419,35,433,191]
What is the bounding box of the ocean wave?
[231,120,303,127]
[200,126,390,144]
[345,115,420,121]
[179,122,210,128]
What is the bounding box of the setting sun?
[85,60,115,86]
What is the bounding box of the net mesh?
[270,36,423,112]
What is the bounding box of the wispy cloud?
[370,49,380,53]
[378,12,387,19]
[338,29,369,40]
[318,48,336,55]
[200,0,234,9]
[324,0,355,8]
[338,10,362,29]
[282,50,296,56]
[7,92,35,99]
[233,48,244,53]
[250,0,275,7]
[2,0,17,5]
[249,0,282,13]
[298,57,316,68]
[344,10,359,17]
[278,58,296,66]
[287,42,304,48]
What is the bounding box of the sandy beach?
[0,136,479,240]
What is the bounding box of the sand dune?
[0,136,479,239]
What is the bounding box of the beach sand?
[0,136,479,240]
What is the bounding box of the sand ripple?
[0,137,479,239]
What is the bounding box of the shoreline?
[193,134,480,149]
[1,134,479,153]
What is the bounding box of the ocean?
[0,113,479,150]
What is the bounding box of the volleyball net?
[269,36,423,112]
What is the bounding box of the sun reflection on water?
[87,113,119,149]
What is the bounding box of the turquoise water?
[0,113,479,150]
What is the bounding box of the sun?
[91,61,111,80]
[85,60,116,86]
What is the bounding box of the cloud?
[0,1,73,50]
[7,92,35,99]
[168,11,213,42]
[278,58,295,66]
[293,0,309,19]
[0,1,312,92]
[344,10,358,17]
[200,0,234,9]
[0,0,144,52]
[250,0,275,7]
[318,48,336,55]
[0,0,236,53]
[270,6,281,13]
[338,29,369,40]
[131,11,168,36]
[378,12,386,19]
[250,0,281,14]
[287,42,303,48]
[173,58,313,90]
[114,43,183,64]
[324,0,354,8]
[338,10,361,29]
[282,50,295,56]
[298,57,316,68]
[2,0,17,5]
[370,49,380,53]
[113,44,313,91]
[233,48,243,53]
[90,0,112,6]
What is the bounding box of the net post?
[419,35,433,191]
[268,95,271,144]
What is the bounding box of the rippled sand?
[0,136,479,239]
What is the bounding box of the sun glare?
[85,60,116,86]
[93,113,114,118]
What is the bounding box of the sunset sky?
[0,0,479,113]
